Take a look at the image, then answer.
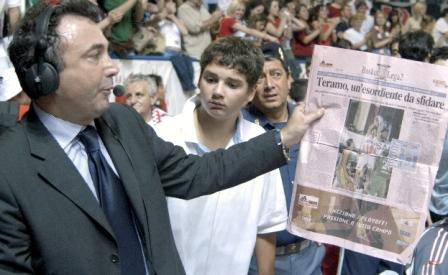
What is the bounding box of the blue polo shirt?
[242,102,303,246]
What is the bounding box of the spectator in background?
[335,3,353,40]
[244,44,325,275]
[178,0,223,59]
[309,4,339,46]
[156,0,197,95]
[387,8,402,37]
[399,30,434,62]
[157,0,188,52]
[409,218,448,275]
[343,13,368,51]
[265,0,291,42]
[0,0,21,70]
[155,37,287,275]
[103,0,146,57]
[247,13,270,46]
[0,68,30,128]
[432,8,448,48]
[354,0,373,35]
[327,0,344,18]
[148,73,168,112]
[402,1,427,33]
[292,4,320,58]
[124,73,167,126]
[368,10,399,55]
[243,0,264,21]
[217,0,277,42]
[428,47,448,224]
[407,46,448,275]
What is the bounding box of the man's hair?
[430,47,448,64]
[148,74,163,88]
[355,0,368,11]
[261,42,290,75]
[124,74,158,97]
[399,31,434,62]
[8,0,102,75]
[199,37,264,88]
[247,13,267,29]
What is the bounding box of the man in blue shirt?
[243,43,325,275]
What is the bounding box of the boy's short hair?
[200,37,264,88]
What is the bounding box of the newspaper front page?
[289,45,448,264]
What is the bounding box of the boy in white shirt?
[155,36,287,275]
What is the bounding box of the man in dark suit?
[0,0,324,274]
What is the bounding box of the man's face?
[198,62,254,121]
[45,15,118,125]
[125,80,156,121]
[252,59,291,112]
[269,1,280,16]
[342,5,352,19]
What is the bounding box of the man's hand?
[280,104,324,148]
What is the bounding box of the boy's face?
[198,62,255,121]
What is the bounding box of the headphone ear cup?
[23,62,59,99]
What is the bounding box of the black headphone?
[21,6,60,99]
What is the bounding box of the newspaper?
[289,45,448,264]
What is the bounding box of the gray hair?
[123,73,158,96]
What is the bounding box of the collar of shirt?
[244,101,295,130]
[33,103,85,150]
[180,95,243,155]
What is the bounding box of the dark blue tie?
[78,126,148,275]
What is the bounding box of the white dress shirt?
[155,96,287,275]
[34,103,119,201]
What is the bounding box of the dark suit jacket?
[0,104,285,275]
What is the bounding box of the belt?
[276,240,312,256]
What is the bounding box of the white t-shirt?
[343,28,367,51]
[155,96,287,275]
[159,19,182,51]
[433,17,448,47]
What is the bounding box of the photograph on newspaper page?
[288,45,448,264]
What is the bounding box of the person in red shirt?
[217,0,276,42]
[292,4,319,58]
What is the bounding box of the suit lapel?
[95,117,150,244]
[24,109,115,238]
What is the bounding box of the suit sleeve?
[109,104,287,199]
[149,124,287,199]
[0,173,33,274]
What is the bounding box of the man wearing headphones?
[1,0,324,274]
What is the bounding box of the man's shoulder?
[101,103,140,125]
